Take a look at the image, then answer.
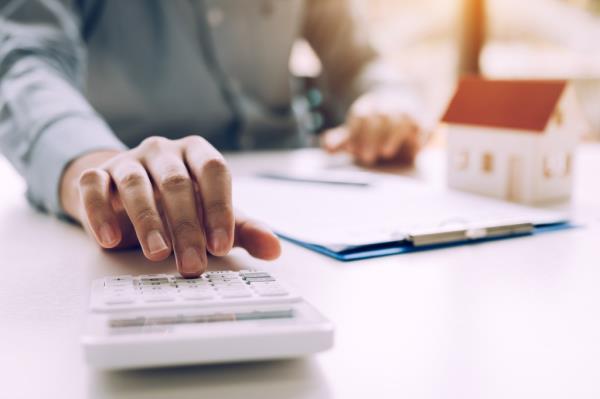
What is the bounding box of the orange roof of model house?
[442,77,568,133]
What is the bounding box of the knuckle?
[141,136,169,151]
[205,200,232,218]
[352,114,368,125]
[133,207,159,227]
[84,195,107,212]
[102,153,127,170]
[201,157,229,177]
[119,171,146,190]
[79,169,105,187]
[382,145,397,156]
[172,219,201,237]
[183,135,208,147]
[159,173,191,192]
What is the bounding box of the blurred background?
[294,0,600,139]
[366,0,600,138]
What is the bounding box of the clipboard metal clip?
[407,222,535,247]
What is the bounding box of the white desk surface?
[1,145,599,399]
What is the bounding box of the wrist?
[60,150,122,221]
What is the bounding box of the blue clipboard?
[278,221,575,261]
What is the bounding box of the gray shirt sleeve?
[0,0,125,216]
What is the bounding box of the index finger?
[183,137,235,257]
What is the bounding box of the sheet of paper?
[233,175,568,249]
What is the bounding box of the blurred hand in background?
[320,90,426,166]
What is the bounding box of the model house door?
[507,156,523,202]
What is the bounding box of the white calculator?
[82,270,334,369]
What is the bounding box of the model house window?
[544,152,571,178]
[553,108,564,126]
[565,153,572,175]
[455,150,469,170]
[481,152,494,173]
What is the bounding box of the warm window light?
[456,150,470,170]
[553,108,564,126]
[544,152,572,178]
[482,152,494,173]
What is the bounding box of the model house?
[442,77,587,204]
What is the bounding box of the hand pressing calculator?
[82,270,333,369]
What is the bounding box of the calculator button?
[240,271,271,278]
[216,284,251,291]
[142,281,172,288]
[138,280,169,287]
[104,276,134,287]
[179,288,213,296]
[215,282,248,289]
[176,279,208,285]
[220,290,252,299]
[142,291,176,299]
[143,295,176,303]
[177,285,210,291]
[215,283,253,295]
[179,288,210,293]
[209,276,239,281]
[105,287,135,296]
[248,282,284,289]
[181,292,215,300]
[243,274,272,279]
[254,290,287,297]
[104,295,135,305]
[141,285,176,297]
[139,274,170,279]
[174,277,205,283]
[244,276,276,283]
[179,282,211,288]
[139,274,169,281]
[141,285,173,291]
[251,283,289,297]
[205,271,235,277]
[105,275,133,282]
[209,278,240,284]
[214,283,246,290]
[141,289,175,295]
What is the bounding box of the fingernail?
[210,228,230,254]
[147,230,168,255]
[98,223,117,246]
[180,247,204,275]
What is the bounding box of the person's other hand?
[320,91,425,166]
[60,136,281,277]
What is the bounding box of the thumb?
[233,211,281,260]
[320,126,350,153]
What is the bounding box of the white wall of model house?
[447,87,583,204]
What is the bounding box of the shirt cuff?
[25,115,127,216]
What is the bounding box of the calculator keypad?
[93,271,298,312]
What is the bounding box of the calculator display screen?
[109,308,294,329]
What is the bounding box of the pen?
[257,172,372,187]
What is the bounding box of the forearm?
[0,2,126,215]
[303,0,424,126]
[302,0,377,120]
